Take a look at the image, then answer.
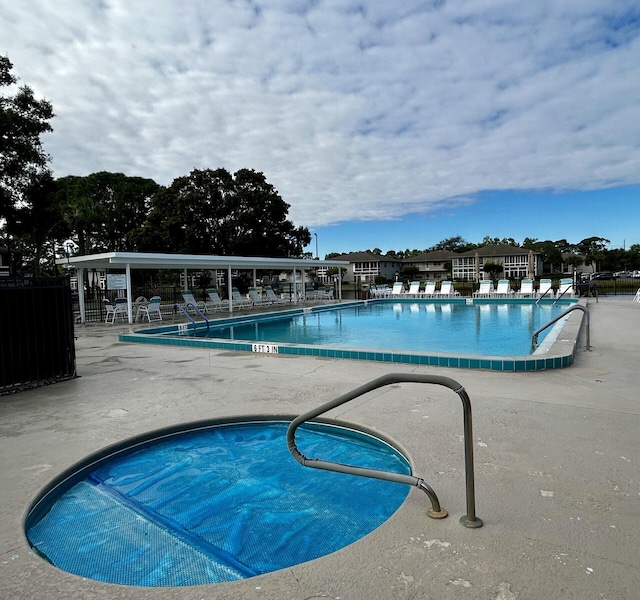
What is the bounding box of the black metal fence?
[0,277,77,394]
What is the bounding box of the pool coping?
[119,298,586,372]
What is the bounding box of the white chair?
[516,279,534,297]
[436,281,459,297]
[422,281,436,297]
[264,286,286,304]
[537,279,554,298]
[105,297,128,324]
[473,280,494,298]
[137,296,162,322]
[493,279,514,296]
[248,287,268,307]
[557,278,575,298]
[181,290,205,313]
[206,289,229,311]
[406,281,420,297]
[633,288,640,303]
[391,282,404,296]
[231,287,252,309]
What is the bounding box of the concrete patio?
[1,296,638,599]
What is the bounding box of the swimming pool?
[121,298,583,371]
[25,419,411,587]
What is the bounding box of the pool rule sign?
[252,343,279,354]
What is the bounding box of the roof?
[456,244,540,258]
[404,250,459,262]
[55,251,349,271]
[331,252,401,263]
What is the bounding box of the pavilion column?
[227,265,233,312]
[125,263,133,323]
[77,267,86,323]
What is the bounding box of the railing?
[287,373,483,528]
[531,304,590,351]
[174,302,210,334]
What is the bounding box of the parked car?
[614,271,632,277]
[590,272,614,280]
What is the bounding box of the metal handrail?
[174,302,210,333]
[286,373,483,528]
[531,304,590,350]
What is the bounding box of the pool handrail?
[532,303,590,351]
[286,373,483,528]
[174,302,210,334]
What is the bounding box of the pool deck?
[1,296,639,599]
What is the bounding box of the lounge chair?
[181,290,205,313]
[557,278,574,298]
[248,287,268,307]
[493,279,514,296]
[105,297,128,323]
[391,282,404,296]
[315,286,333,300]
[537,278,554,299]
[406,281,420,297]
[634,288,640,304]
[231,287,252,309]
[516,279,534,297]
[473,280,494,298]
[436,281,459,297]
[422,281,436,297]
[264,286,287,304]
[137,296,162,322]
[206,289,229,312]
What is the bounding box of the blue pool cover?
[27,421,411,587]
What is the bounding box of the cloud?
[1,0,639,227]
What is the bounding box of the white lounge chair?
[473,280,494,298]
[248,287,268,307]
[137,296,162,322]
[181,290,205,313]
[315,286,333,300]
[557,278,574,298]
[406,281,420,297]
[516,279,534,297]
[391,282,404,296]
[206,289,229,312]
[231,287,252,309]
[493,279,514,296]
[634,288,640,304]
[264,286,287,304]
[421,281,436,297]
[437,281,459,297]
[538,279,554,298]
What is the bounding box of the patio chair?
[137,296,162,323]
[248,287,268,307]
[105,297,128,324]
[557,278,575,298]
[391,282,404,296]
[206,289,229,312]
[181,290,205,313]
[473,280,494,298]
[406,281,420,297]
[436,281,459,297]
[422,281,436,297]
[493,279,514,296]
[316,286,334,300]
[537,278,554,299]
[264,286,286,304]
[231,287,252,309]
[516,279,534,297]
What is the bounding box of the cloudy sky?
[2,1,640,254]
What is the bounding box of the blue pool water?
[190,300,569,356]
[26,421,411,587]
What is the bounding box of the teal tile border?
[119,299,583,372]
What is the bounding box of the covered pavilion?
[55,252,349,324]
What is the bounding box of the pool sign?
[252,343,279,354]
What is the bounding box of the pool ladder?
[175,302,210,334]
[287,373,483,528]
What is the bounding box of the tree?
[483,261,503,282]
[0,56,54,228]
[137,168,310,257]
[430,236,475,252]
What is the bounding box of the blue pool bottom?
[26,421,411,587]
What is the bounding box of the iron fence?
[0,277,77,394]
